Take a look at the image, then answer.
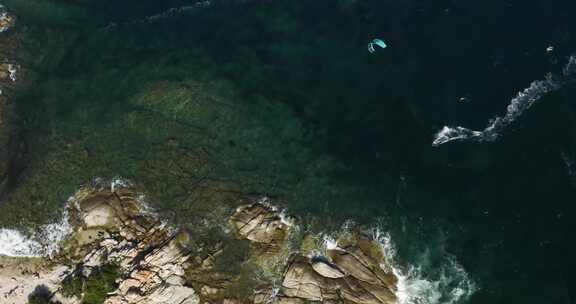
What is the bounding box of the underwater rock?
[0,94,10,188]
[0,63,17,83]
[0,8,15,33]
[0,66,19,199]
[0,7,22,200]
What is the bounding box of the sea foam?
[0,207,72,258]
[319,224,478,304]
[0,228,42,257]
[373,228,478,304]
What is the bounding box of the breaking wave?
[375,228,477,304]
[433,54,576,146]
[0,177,158,258]
[0,178,126,258]
[378,232,478,304]
[0,209,71,257]
[319,223,478,304]
[0,229,41,257]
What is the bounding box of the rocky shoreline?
[0,7,400,303]
[0,181,400,304]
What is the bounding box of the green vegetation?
[214,239,251,275]
[183,226,267,302]
[61,263,120,304]
[221,263,263,302]
[28,284,59,304]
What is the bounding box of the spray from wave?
[374,227,477,304]
[0,177,166,258]
[433,54,576,146]
[378,232,477,304]
[0,208,71,257]
[318,222,478,304]
[0,178,129,258]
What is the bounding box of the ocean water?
[0,1,575,303]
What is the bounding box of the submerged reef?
[0,6,18,199]
[0,2,375,228]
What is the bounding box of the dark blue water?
[3,0,576,303]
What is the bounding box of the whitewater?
[319,222,478,304]
[433,54,576,146]
[0,179,478,304]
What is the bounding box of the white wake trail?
[433,54,576,146]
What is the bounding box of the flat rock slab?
[0,257,72,304]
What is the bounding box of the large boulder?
[61,185,199,304]
[280,256,339,301]
[229,203,290,252]
[227,202,399,304]
[278,237,398,304]
[311,258,346,279]
[279,253,396,304]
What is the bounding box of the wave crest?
[372,228,478,304]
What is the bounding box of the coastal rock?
[227,202,399,304]
[311,258,346,279]
[278,242,397,304]
[0,63,17,83]
[0,257,73,304]
[62,186,199,304]
[280,256,334,301]
[80,199,116,229]
[328,244,398,289]
[0,186,399,304]
[0,9,15,33]
[229,203,290,249]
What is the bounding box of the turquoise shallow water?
[1,1,576,303]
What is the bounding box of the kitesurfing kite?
[368,38,387,53]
